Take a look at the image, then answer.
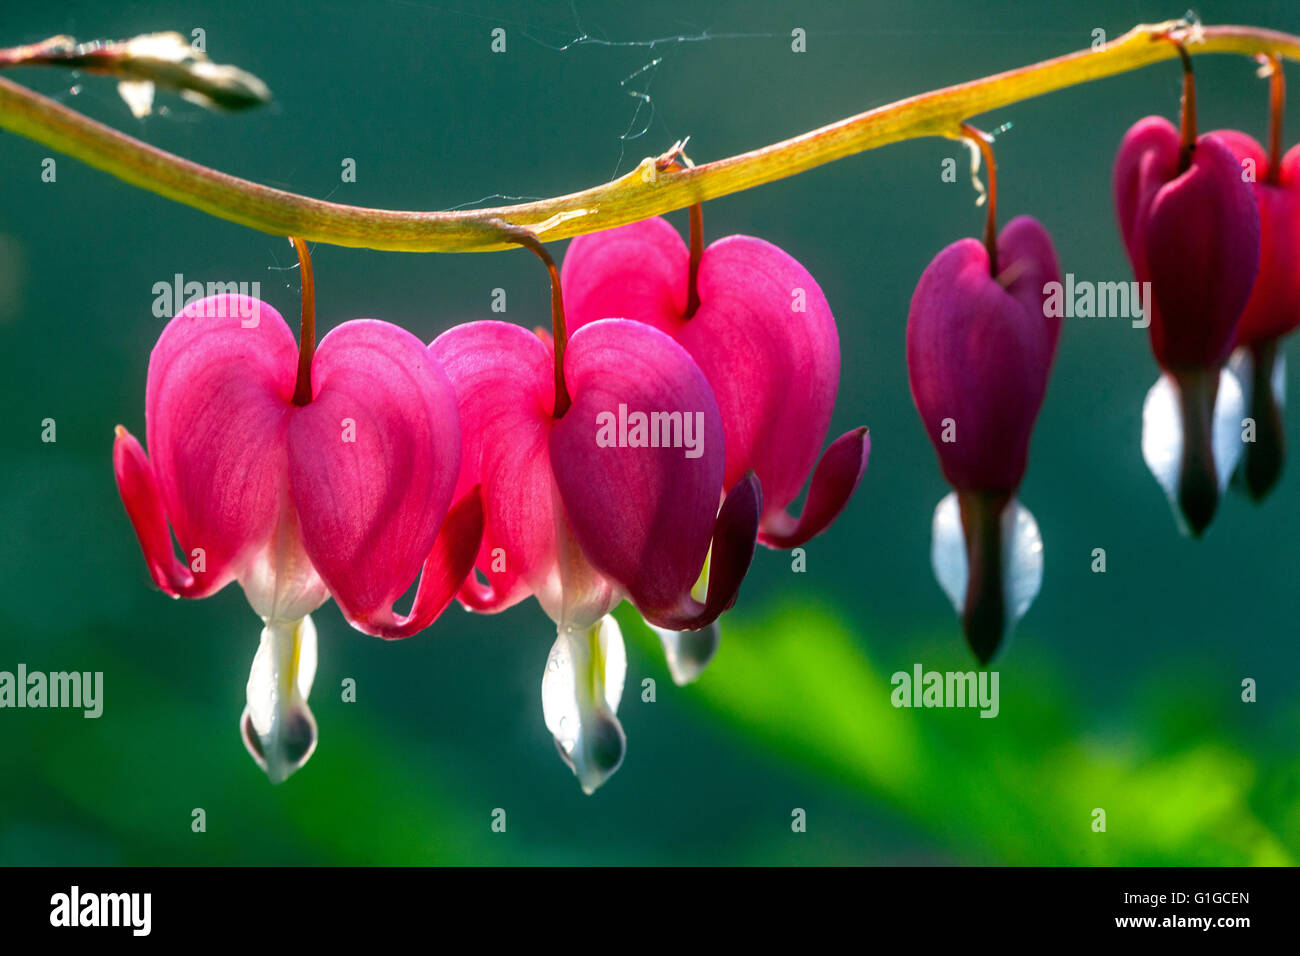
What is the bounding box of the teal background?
[0,0,1297,864]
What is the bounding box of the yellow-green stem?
[2,22,1299,253]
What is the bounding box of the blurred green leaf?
[620,603,1297,865]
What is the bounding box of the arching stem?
[961,123,998,278]
[1,23,1299,252]
[492,220,571,418]
[290,236,315,407]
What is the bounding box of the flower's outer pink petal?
[1114,116,1181,280]
[144,294,298,595]
[758,427,870,548]
[681,235,841,512]
[907,233,1054,493]
[1214,131,1300,347]
[1212,129,1269,178]
[561,217,689,338]
[565,221,856,528]
[997,216,1064,361]
[432,320,559,613]
[113,426,221,597]
[362,488,485,639]
[549,319,732,622]
[288,319,461,636]
[1144,134,1260,370]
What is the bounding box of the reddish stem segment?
[492,220,571,418]
[960,124,998,278]
[685,203,704,318]
[1162,34,1198,170]
[290,236,315,407]
[1267,54,1285,183]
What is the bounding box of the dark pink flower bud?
[907,216,1061,664]
[907,215,1061,495]
[1114,117,1261,371]
[1211,129,1300,499]
[1114,117,1262,532]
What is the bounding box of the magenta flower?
[1113,115,1261,533]
[559,215,867,683]
[907,215,1061,663]
[114,290,481,782]
[1211,128,1300,498]
[561,216,868,548]
[432,317,759,793]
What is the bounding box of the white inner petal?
[648,620,721,686]
[1142,369,1245,513]
[1212,367,1246,491]
[930,492,1043,633]
[541,614,627,794]
[931,492,968,616]
[242,614,318,784]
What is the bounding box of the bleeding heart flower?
[114,274,481,783]
[562,216,868,546]
[432,308,759,793]
[1114,114,1260,533]
[1210,126,1300,499]
[559,214,868,682]
[907,214,1060,664]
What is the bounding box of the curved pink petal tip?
[644,472,761,631]
[359,487,485,639]
[113,426,222,597]
[758,426,870,549]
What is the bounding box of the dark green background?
[0,0,1296,865]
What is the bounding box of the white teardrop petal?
[929,492,1043,633]
[1141,372,1183,507]
[1001,499,1044,625]
[930,491,967,615]
[1211,366,1246,492]
[541,614,627,794]
[647,619,721,686]
[1143,369,1247,514]
[241,615,318,784]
